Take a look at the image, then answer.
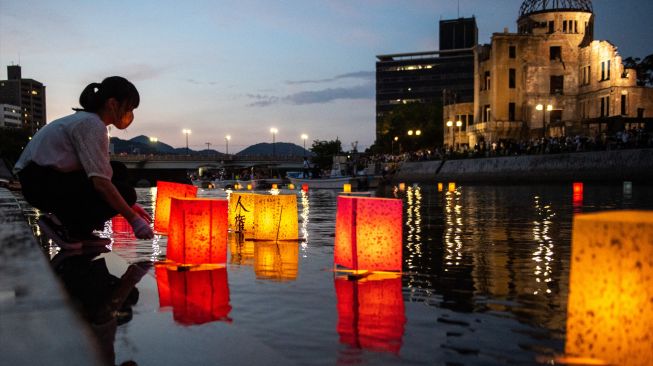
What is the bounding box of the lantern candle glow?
[334,196,402,272]
[566,211,653,366]
[166,198,229,265]
[154,181,198,234]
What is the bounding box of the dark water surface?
[26,183,653,365]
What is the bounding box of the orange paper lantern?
[167,198,228,265]
[252,194,298,241]
[228,192,258,234]
[154,181,198,234]
[448,182,456,192]
[288,183,295,190]
[335,275,406,353]
[566,211,653,366]
[437,183,443,192]
[155,265,172,309]
[334,196,402,272]
[572,182,583,194]
[166,267,231,325]
[254,241,299,281]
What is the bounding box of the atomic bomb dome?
[519,0,593,18]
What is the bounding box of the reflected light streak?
[532,196,556,296]
[300,190,310,253]
[405,186,423,273]
[444,189,463,270]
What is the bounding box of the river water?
[29,183,653,365]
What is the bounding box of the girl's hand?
[132,203,152,223]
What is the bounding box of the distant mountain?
[236,142,311,157]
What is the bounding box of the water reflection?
[229,234,255,266]
[444,188,463,269]
[300,190,310,252]
[253,240,299,281]
[155,265,232,325]
[532,196,556,296]
[50,249,149,365]
[335,274,406,354]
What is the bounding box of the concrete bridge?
[110,154,304,186]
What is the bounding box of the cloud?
[247,82,373,107]
[286,71,373,85]
[122,64,169,81]
[186,78,219,86]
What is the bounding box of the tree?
[623,54,653,87]
[377,102,442,153]
[309,139,342,170]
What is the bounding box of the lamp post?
[182,129,191,155]
[455,120,462,149]
[225,135,231,156]
[149,136,158,143]
[301,133,308,157]
[536,104,553,138]
[270,127,278,158]
[446,120,454,148]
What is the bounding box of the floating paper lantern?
[272,183,278,189]
[437,183,443,192]
[398,183,405,191]
[111,215,136,242]
[228,192,258,234]
[252,194,298,241]
[247,184,252,190]
[166,267,231,325]
[343,183,352,193]
[335,275,406,353]
[334,196,402,272]
[154,181,198,234]
[155,265,172,309]
[254,241,299,281]
[288,183,295,190]
[167,198,228,265]
[302,184,309,192]
[573,182,583,194]
[448,182,456,192]
[229,234,255,266]
[566,211,653,366]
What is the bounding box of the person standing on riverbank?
[14,76,154,249]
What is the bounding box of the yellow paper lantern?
[448,182,456,192]
[288,183,295,190]
[254,240,299,281]
[247,184,252,190]
[398,183,406,191]
[252,194,298,241]
[566,211,653,366]
[343,183,352,193]
[437,183,443,192]
[228,192,258,234]
[272,183,278,189]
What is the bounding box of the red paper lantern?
[573,182,583,194]
[111,215,136,243]
[167,198,228,265]
[154,181,198,234]
[335,275,406,353]
[335,196,403,272]
[166,267,231,325]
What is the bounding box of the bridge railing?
[110,154,304,163]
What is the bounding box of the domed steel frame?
[519,0,593,17]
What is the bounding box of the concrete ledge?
[395,149,653,183]
[0,188,105,366]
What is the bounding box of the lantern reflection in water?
[335,274,406,353]
[566,211,653,366]
[253,194,298,241]
[444,189,463,270]
[228,192,258,234]
[300,190,310,250]
[532,196,556,296]
[405,186,422,273]
[153,181,198,234]
[229,234,255,266]
[167,198,228,265]
[156,266,232,325]
[155,265,172,309]
[254,241,299,281]
[334,196,402,272]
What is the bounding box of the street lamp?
[301,133,308,157]
[182,129,191,155]
[225,135,231,156]
[149,136,158,143]
[446,120,454,148]
[455,120,463,148]
[407,130,414,136]
[270,127,278,157]
[415,130,421,136]
[536,104,553,138]
[391,136,398,155]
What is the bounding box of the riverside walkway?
[0,188,105,365]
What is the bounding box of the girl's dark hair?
[74,76,140,112]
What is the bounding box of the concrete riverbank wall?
[394,149,653,184]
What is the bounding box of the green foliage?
[623,54,653,87]
[378,102,442,153]
[0,127,32,170]
[309,139,342,169]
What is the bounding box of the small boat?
[236,178,283,190]
[287,175,354,189]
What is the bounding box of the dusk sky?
[1,0,651,153]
